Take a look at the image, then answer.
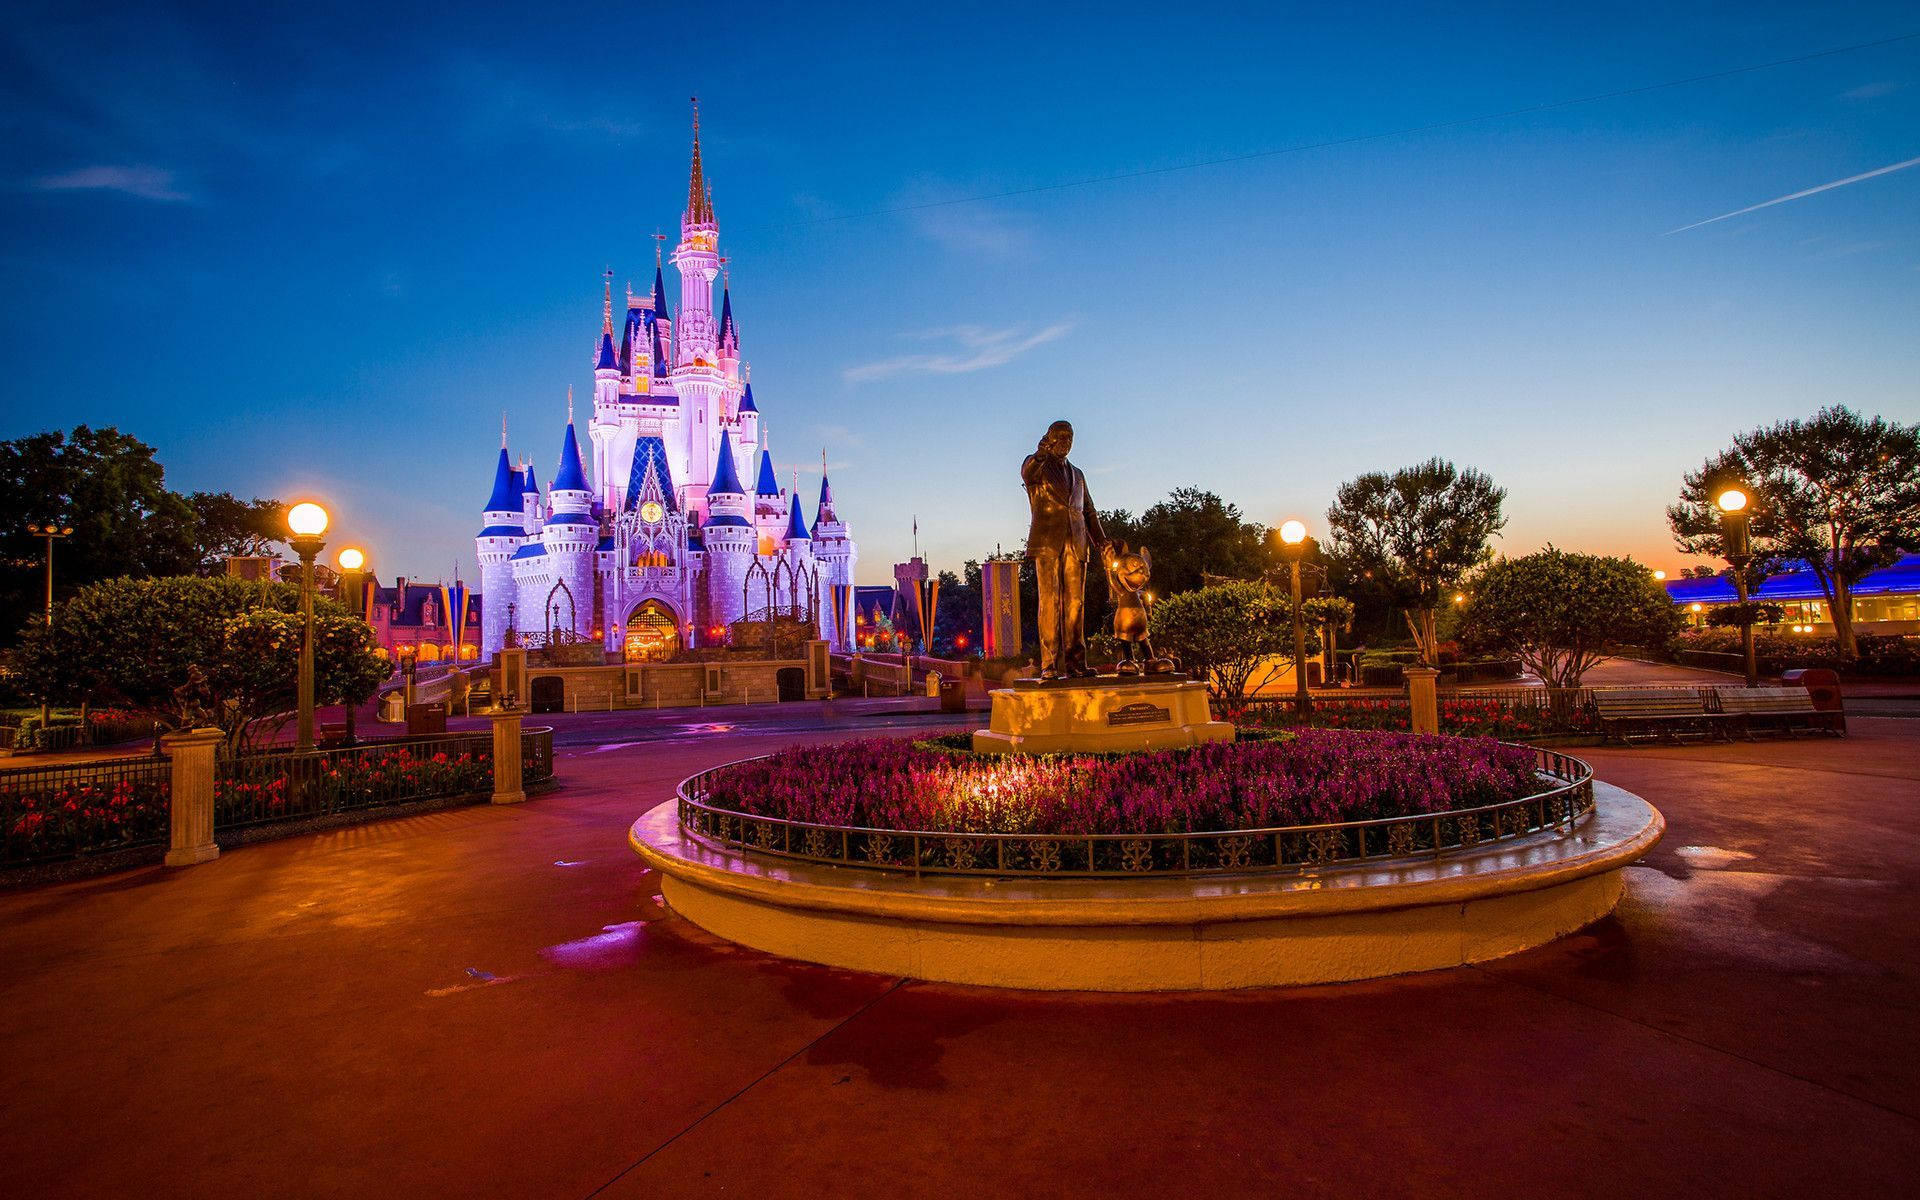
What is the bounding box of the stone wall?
[515,656,815,713]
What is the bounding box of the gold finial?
[501,411,508,449]
[602,269,613,334]
[567,383,574,424]
[653,231,665,267]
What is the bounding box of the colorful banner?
[912,577,940,655]
[830,583,853,648]
[441,581,469,662]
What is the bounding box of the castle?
[476,107,856,662]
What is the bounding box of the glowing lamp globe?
[337,547,365,571]
[1689,603,1704,613]
[1279,520,1307,546]
[287,502,330,537]
[1653,570,1667,580]
[1715,488,1749,514]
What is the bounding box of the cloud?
[1842,81,1904,100]
[1666,155,1920,235]
[32,164,189,201]
[914,204,1032,256]
[844,323,1073,384]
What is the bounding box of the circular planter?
[630,779,1662,991]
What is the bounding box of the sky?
[2,1,1917,586]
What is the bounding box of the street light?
[25,522,74,726]
[286,502,329,750]
[335,546,368,744]
[1279,519,1311,717]
[1715,486,1758,686]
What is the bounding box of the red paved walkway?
[2,716,1916,1197]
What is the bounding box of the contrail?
[1666,155,1920,234]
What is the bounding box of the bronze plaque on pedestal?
[1108,702,1171,727]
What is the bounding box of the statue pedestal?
[973,677,1234,755]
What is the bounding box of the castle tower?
[736,364,760,459]
[539,409,598,640]
[671,100,728,520]
[781,488,815,620]
[520,459,543,533]
[752,443,784,551]
[701,428,755,631]
[476,441,527,657]
[594,274,621,409]
[810,466,857,649]
[717,283,740,383]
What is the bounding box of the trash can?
[940,678,968,713]
[1781,668,1843,711]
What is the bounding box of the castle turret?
[752,444,784,550]
[701,429,754,632]
[717,283,739,380]
[736,364,760,458]
[810,464,857,649]
[520,459,543,533]
[594,274,621,410]
[477,441,527,656]
[540,413,598,640]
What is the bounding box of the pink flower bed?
[699,730,1545,837]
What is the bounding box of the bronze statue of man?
[1022,420,1105,679]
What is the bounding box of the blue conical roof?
[815,473,835,524]
[652,266,670,321]
[738,381,757,413]
[553,422,588,492]
[786,493,811,541]
[708,430,746,496]
[718,288,736,347]
[484,448,519,512]
[596,332,619,371]
[754,448,780,496]
[521,462,540,497]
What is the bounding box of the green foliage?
[0,426,285,647]
[11,576,386,750]
[1326,459,1506,663]
[1459,549,1682,689]
[1099,488,1278,597]
[1670,406,1920,654]
[1704,603,1785,630]
[1149,581,1320,707]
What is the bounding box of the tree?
[1326,459,1506,665]
[1148,581,1318,709]
[0,426,286,645]
[1099,488,1277,597]
[1669,406,1920,656]
[12,576,387,751]
[930,567,982,657]
[1460,549,1682,690]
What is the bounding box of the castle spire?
[602,270,614,335]
[567,383,574,424]
[501,411,508,450]
[686,97,714,225]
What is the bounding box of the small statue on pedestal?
[1101,541,1175,676]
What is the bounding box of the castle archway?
[623,600,681,662]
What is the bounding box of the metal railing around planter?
[521,726,555,785]
[674,746,1595,879]
[1,756,172,867]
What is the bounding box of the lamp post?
[1279,519,1311,717]
[25,522,74,728]
[286,502,330,751]
[335,547,366,745]
[1716,487,1758,687]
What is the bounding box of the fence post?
[489,705,526,805]
[162,727,224,868]
[1405,666,1440,735]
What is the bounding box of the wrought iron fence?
[1,756,172,867]
[4,726,555,870]
[1227,686,1730,736]
[675,745,1595,879]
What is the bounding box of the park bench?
[1592,688,1736,745]
[1714,687,1845,738]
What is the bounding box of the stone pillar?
[162,728,224,868]
[805,639,829,699]
[497,648,527,711]
[1405,666,1440,735]
[489,707,526,805]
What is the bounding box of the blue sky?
[3,1,1916,585]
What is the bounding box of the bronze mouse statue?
[1101,541,1175,676]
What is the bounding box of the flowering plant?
[2,775,170,865]
[698,730,1544,837]
[1231,698,1601,740]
